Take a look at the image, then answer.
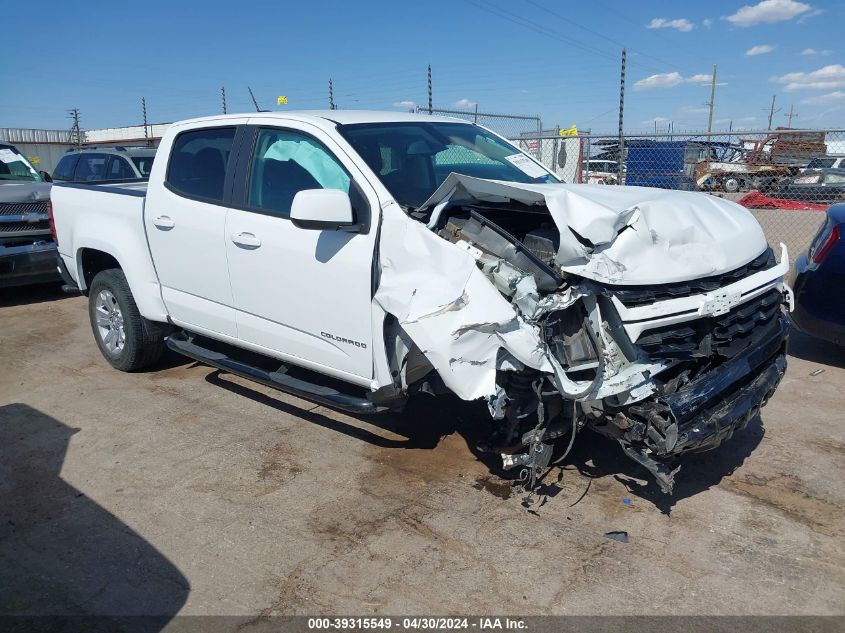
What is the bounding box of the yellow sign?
[277,96,288,105]
[28,156,41,165]
[559,125,578,137]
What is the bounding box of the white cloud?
[715,116,757,125]
[641,116,671,126]
[801,48,832,56]
[726,0,813,27]
[702,18,713,28]
[746,44,776,56]
[773,64,845,91]
[453,98,477,109]
[634,72,720,90]
[681,105,710,113]
[646,17,694,32]
[392,100,416,110]
[634,72,684,89]
[800,91,845,105]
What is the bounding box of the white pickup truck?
[51,111,792,493]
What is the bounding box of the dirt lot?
[1,283,844,620]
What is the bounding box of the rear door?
[223,122,380,382]
[144,122,246,337]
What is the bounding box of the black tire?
[88,268,167,371]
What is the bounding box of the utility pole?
[329,79,336,110]
[617,48,626,184]
[785,104,798,127]
[141,97,151,147]
[766,94,781,130]
[427,64,433,115]
[706,64,717,133]
[221,86,227,114]
[67,108,82,148]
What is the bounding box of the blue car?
[791,203,845,345]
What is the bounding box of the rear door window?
[132,155,154,177]
[73,153,109,181]
[107,156,137,180]
[166,127,236,202]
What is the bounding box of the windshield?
[338,122,559,208]
[807,157,836,169]
[0,145,41,182]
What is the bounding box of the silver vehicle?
[0,143,59,287]
[51,146,156,182]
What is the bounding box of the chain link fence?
[509,128,845,262]
[418,106,542,140]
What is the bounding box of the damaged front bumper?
[611,312,788,492]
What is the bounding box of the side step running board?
[166,332,388,415]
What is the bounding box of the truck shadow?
[0,403,189,632]
[205,370,763,514]
[0,282,67,308]
[561,416,766,515]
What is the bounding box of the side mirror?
[290,189,357,231]
[39,170,53,183]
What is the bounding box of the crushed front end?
[576,248,790,492]
[388,176,793,494]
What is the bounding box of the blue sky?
[1,0,842,133]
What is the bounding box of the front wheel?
[88,268,167,371]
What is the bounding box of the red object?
[47,200,58,245]
[737,192,828,212]
[811,223,840,264]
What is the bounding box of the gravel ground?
[1,283,844,622]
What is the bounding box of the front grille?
[0,201,51,236]
[608,248,777,307]
[637,288,784,360]
[0,201,49,216]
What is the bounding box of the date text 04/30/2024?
[307,617,528,630]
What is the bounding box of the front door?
[224,125,379,381]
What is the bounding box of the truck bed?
[56,180,149,197]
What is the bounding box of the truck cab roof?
[172,110,473,129]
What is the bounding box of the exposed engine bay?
[373,174,791,494]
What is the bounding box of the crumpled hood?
[0,181,52,203]
[420,174,768,285]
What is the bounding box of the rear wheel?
[723,177,741,193]
[88,268,166,371]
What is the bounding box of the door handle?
[231,232,261,248]
[153,215,175,230]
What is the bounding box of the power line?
[523,0,683,73]
[221,86,227,114]
[464,0,621,64]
